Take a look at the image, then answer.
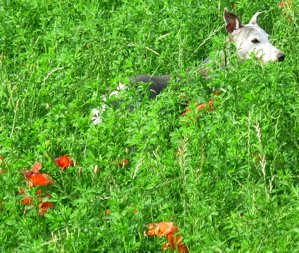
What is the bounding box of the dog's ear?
[249,12,262,25]
[224,8,241,33]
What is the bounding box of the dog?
[91,8,285,125]
[224,8,285,63]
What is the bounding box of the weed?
[0,0,298,252]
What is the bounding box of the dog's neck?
[198,40,236,79]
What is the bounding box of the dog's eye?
[251,38,260,44]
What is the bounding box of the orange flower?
[279,1,286,8]
[36,189,43,196]
[146,222,178,237]
[177,243,189,253]
[118,159,129,167]
[181,98,216,116]
[145,222,189,253]
[27,173,53,187]
[22,163,53,187]
[20,188,34,207]
[21,196,33,206]
[55,155,74,169]
[20,188,54,215]
[32,162,42,173]
[195,103,207,110]
[162,241,188,252]
[166,233,188,252]
[38,201,55,215]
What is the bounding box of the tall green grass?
[0,0,298,252]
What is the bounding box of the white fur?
[91,82,127,125]
[233,24,283,63]
[225,9,285,63]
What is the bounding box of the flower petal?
[32,162,42,173]
[38,201,55,215]
[145,222,189,253]
[55,155,74,169]
[21,196,33,206]
[146,222,176,237]
[27,173,53,187]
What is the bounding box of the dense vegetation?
[0,0,298,252]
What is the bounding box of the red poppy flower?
[146,222,177,237]
[166,233,188,252]
[27,173,53,187]
[22,162,53,187]
[55,155,74,169]
[21,196,33,206]
[38,201,55,215]
[145,222,189,253]
[20,188,54,215]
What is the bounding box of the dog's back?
[130,75,171,99]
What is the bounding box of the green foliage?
[0,0,298,252]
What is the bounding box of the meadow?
[0,0,298,252]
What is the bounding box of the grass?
[0,0,298,252]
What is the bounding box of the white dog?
[92,8,285,125]
[224,8,285,63]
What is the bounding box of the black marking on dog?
[129,75,171,99]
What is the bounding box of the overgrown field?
[0,0,298,252]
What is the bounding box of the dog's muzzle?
[277,52,286,62]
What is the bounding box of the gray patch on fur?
[130,75,171,99]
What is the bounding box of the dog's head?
[224,8,285,63]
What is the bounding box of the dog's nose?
[277,53,285,62]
